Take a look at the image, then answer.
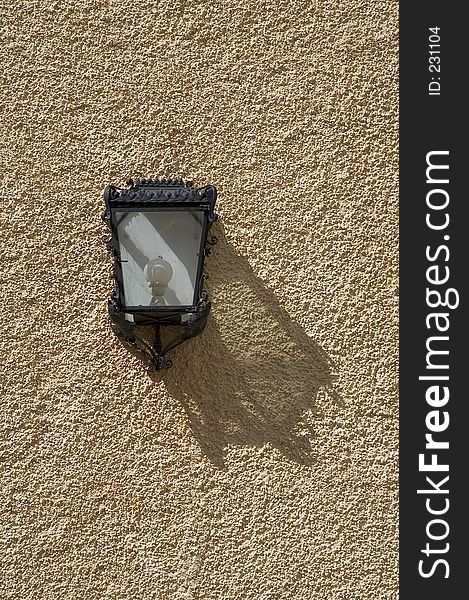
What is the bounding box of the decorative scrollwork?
[205,235,218,255]
[101,235,114,254]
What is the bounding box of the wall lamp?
[102,178,218,370]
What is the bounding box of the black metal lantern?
[102,178,218,370]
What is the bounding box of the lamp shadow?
[151,223,342,468]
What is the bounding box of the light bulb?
[144,257,173,297]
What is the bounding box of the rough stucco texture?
[0,0,398,598]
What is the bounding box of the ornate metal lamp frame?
[102,178,218,370]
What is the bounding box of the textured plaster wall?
[1,1,398,599]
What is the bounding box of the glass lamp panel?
[115,210,204,307]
